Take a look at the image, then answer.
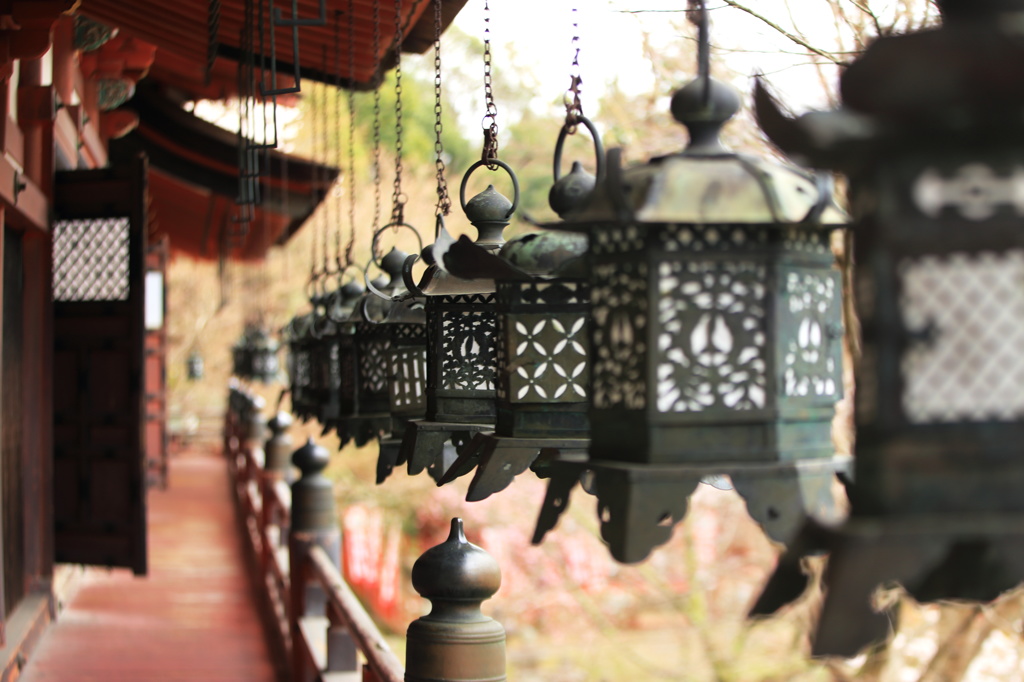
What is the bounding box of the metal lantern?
[437,118,602,500]
[439,231,591,501]
[284,311,317,421]
[336,247,410,448]
[375,296,428,483]
[531,70,849,563]
[232,324,280,383]
[298,279,363,430]
[752,0,1024,656]
[186,349,204,381]
[399,161,520,478]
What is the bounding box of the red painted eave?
[77,0,470,99]
[112,84,337,262]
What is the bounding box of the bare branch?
[846,0,885,36]
[719,0,847,66]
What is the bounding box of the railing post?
[261,411,291,581]
[289,437,342,682]
[405,518,507,682]
[265,411,295,480]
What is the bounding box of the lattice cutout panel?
[655,260,768,413]
[359,339,390,395]
[389,347,426,411]
[53,217,131,301]
[900,251,1024,422]
[506,314,588,403]
[440,308,497,391]
[592,262,648,409]
[780,270,841,400]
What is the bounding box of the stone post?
[405,518,507,682]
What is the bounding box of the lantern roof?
[496,231,587,278]
[567,76,846,228]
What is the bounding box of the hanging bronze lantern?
[232,324,280,383]
[187,349,204,381]
[531,34,849,562]
[315,277,366,439]
[436,119,601,501]
[336,245,412,448]
[398,161,520,479]
[751,0,1024,657]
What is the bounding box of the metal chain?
[320,49,330,274]
[345,0,356,267]
[481,0,498,168]
[371,0,383,237]
[563,7,583,133]
[206,0,221,86]
[391,0,405,225]
[332,10,343,268]
[432,0,450,218]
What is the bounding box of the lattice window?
[780,270,841,400]
[53,217,131,301]
[440,308,497,391]
[389,347,426,411]
[506,313,588,403]
[591,225,645,256]
[359,339,390,395]
[899,251,1024,422]
[782,227,831,254]
[659,224,768,253]
[655,260,767,413]
[592,262,647,409]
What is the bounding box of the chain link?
[319,48,329,275]
[563,7,583,133]
[345,0,356,268]
[371,0,383,236]
[481,0,498,168]
[432,0,451,217]
[391,0,405,225]
[332,10,342,268]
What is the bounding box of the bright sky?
[442,0,855,123]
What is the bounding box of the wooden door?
[52,157,148,574]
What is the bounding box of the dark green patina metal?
[752,0,1024,657]
[405,518,506,682]
[532,9,849,563]
[232,324,280,383]
[398,162,519,480]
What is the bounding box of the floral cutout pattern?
[781,270,841,400]
[592,262,648,410]
[506,314,588,403]
[440,308,497,392]
[655,260,767,413]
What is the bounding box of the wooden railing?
[225,386,405,682]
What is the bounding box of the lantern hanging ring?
[369,220,423,269]
[325,263,365,322]
[460,158,520,219]
[553,114,604,184]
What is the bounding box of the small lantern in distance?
[187,349,204,381]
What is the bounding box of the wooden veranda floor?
[21,446,282,682]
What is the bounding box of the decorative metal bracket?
[438,432,589,502]
[535,455,852,564]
